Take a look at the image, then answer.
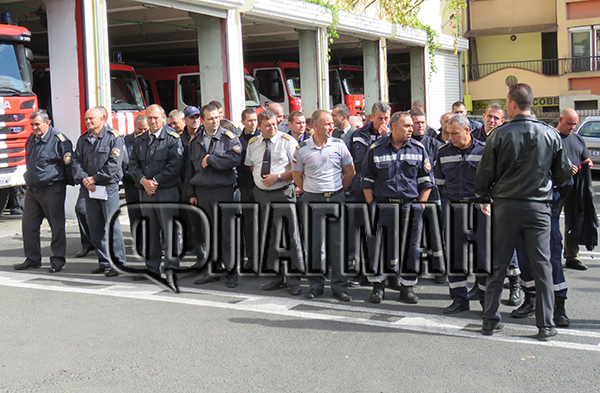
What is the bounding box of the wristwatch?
[277,174,282,183]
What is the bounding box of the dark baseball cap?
[184,106,200,118]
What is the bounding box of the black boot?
[507,275,521,306]
[554,297,570,327]
[511,292,535,318]
[399,285,419,304]
[369,282,385,303]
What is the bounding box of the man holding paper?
[72,107,127,277]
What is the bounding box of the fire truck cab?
[0,13,38,212]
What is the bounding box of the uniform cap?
[184,106,200,118]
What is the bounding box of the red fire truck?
[33,62,146,135]
[136,65,262,120]
[0,14,38,212]
[245,62,365,118]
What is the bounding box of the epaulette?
[248,136,258,145]
[168,131,180,138]
[371,138,386,149]
[134,132,143,138]
[297,141,308,149]
[438,141,450,150]
[224,130,236,139]
[56,133,66,142]
[331,137,343,143]
[108,129,121,137]
[281,133,293,141]
[412,139,425,149]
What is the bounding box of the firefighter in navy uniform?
[72,107,127,277]
[129,105,184,283]
[434,114,487,314]
[361,111,434,304]
[14,109,73,273]
[185,103,242,288]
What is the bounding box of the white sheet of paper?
[89,185,108,200]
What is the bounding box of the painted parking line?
[1,271,599,352]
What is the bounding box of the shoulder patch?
[108,129,121,138]
[168,131,180,139]
[424,157,432,171]
[224,130,236,139]
[232,145,242,154]
[297,141,308,149]
[248,136,258,145]
[281,133,293,141]
[56,133,66,142]
[412,139,425,149]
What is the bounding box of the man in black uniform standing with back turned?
[14,109,73,273]
[475,83,572,341]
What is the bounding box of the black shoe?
[226,275,238,288]
[369,282,385,304]
[263,280,287,291]
[105,268,119,277]
[565,258,587,270]
[91,265,107,274]
[194,274,220,285]
[305,288,324,299]
[433,275,446,284]
[399,285,419,304]
[75,247,94,258]
[348,275,362,287]
[537,327,558,341]
[289,284,302,296]
[467,285,479,301]
[507,275,521,306]
[14,261,41,270]
[48,265,63,273]
[387,278,402,292]
[443,301,470,314]
[554,297,570,327]
[482,321,504,336]
[511,292,535,318]
[333,291,352,302]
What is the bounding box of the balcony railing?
[465,57,600,81]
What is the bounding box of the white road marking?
[1,271,599,352]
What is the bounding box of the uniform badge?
[63,152,72,165]
[232,145,242,153]
[177,147,183,156]
[111,147,121,157]
[424,157,432,171]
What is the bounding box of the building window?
[575,100,599,110]
[570,26,600,72]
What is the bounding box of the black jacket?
[24,126,73,189]
[72,125,125,186]
[474,114,572,202]
[567,163,598,250]
[185,126,242,193]
[129,125,184,190]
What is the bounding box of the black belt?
[307,188,344,198]
[375,197,414,204]
[256,184,291,193]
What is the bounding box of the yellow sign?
[473,97,559,111]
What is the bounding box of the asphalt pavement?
[1,181,600,392]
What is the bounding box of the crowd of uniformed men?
[15,82,592,341]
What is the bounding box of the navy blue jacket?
[185,126,242,194]
[24,126,73,189]
[361,134,434,200]
[434,138,485,202]
[72,125,125,186]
